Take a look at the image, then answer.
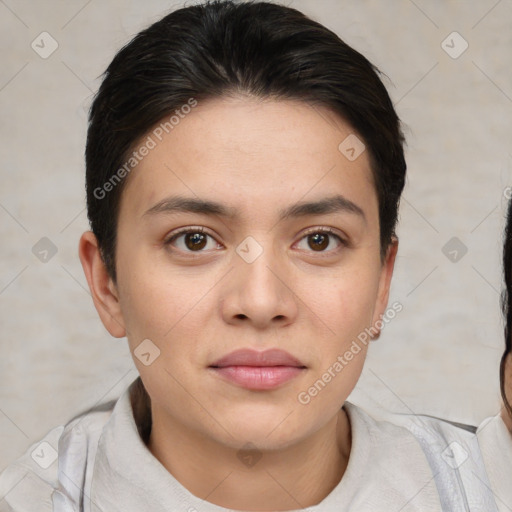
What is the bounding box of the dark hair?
[501,199,512,417]
[85,0,406,282]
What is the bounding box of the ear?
[370,236,399,339]
[78,231,126,338]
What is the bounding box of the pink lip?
[209,349,306,390]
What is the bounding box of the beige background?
[1,0,511,470]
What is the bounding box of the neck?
[147,407,351,511]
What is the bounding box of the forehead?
[119,96,376,222]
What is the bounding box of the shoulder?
[345,401,476,449]
[0,424,63,512]
[340,403,442,510]
[0,399,116,512]
[344,403,500,511]
[477,412,512,449]
[344,402,475,471]
[477,413,512,512]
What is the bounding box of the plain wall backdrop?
[1,0,511,470]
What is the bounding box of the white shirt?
[477,413,512,512]
[0,378,504,511]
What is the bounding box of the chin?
[217,411,313,450]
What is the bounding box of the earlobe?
[78,231,126,338]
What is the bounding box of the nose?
[221,244,299,330]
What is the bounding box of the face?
[83,96,396,451]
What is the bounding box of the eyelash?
[163,226,347,256]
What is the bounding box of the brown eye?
[184,232,207,250]
[307,233,329,251]
[165,227,221,253]
[296,229,345,253]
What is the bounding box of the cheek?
[116,254,220,368]
[295,273,380,414]
[115,245,178,342]
[316,267,382,334]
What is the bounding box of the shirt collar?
[85,378,442,511]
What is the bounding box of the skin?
[79,95,397,511]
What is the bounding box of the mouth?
[209,348,306,390]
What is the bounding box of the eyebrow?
[143,194,366,222]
